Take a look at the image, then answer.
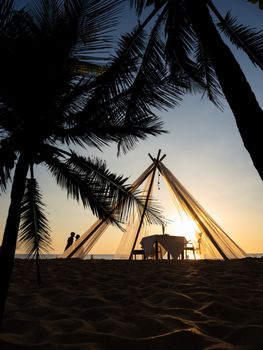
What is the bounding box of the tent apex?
[148,149,166,162]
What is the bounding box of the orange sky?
[2,94,262,255]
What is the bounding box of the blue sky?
[1,0,263,254]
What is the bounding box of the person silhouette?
[75,234,80,241]
[64,232,75,251]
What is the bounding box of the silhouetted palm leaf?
[194,42,224,109]
[44,149,165,226]
[19,178,52,257]
[164,1,204,85]
[218,11,263,69]
[65,25,179,154]
[129,0,165,16]
[129,0,216,103]
[0,0,14,29]
[66,152,165,226]
[0,139,15,191]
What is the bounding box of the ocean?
[15,254,114,260]
[15,253,263,259]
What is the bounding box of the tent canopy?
[61,150,246,260]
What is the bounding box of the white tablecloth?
[140,234,187,259]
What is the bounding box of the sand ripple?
[0,258,263,349]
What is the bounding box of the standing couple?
[64,231,80,251]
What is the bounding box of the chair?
[184,240,196,259]
[131,249,146,260]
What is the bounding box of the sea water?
[15,253,263,260]
[15,254,114,260]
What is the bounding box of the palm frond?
[19,178,52,257]
[66,152,166,226]
[57,27,146,136]
[164,0,204,85]
[129,0,148,16]
[0,0,15,29]
[60,28,152,138]
[45,152,118,221]
[58,110,166,154]
[71,0,124,66]
[107,17,190,154]
[129,0,166,16]
[125,19,185,113]
[0,163,12,193]
[0,139,16,192]
[116,117,166,155]
[92,26,146,97]
[218,11,263,69]
[45,150,165,226]
[29,0,64,29]
[194,42,224,109]
[66,25,181,153]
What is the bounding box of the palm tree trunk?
[0,153,29,325]
[187,0,263,180]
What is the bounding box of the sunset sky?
[1,0,263,255]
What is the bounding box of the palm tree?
[129,0,263,180]
[0,0,185,324]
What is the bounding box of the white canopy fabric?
[62,151,247,260]
[140,234,187,259]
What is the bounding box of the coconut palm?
[129,0,263,180]
[0,0,186,323]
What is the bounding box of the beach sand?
[0,258,263,349]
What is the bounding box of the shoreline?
[1,258,263,349]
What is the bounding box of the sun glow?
[169,212,199,242]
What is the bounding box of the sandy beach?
[0,258,263,349]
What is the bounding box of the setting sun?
[168,211,199,242]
